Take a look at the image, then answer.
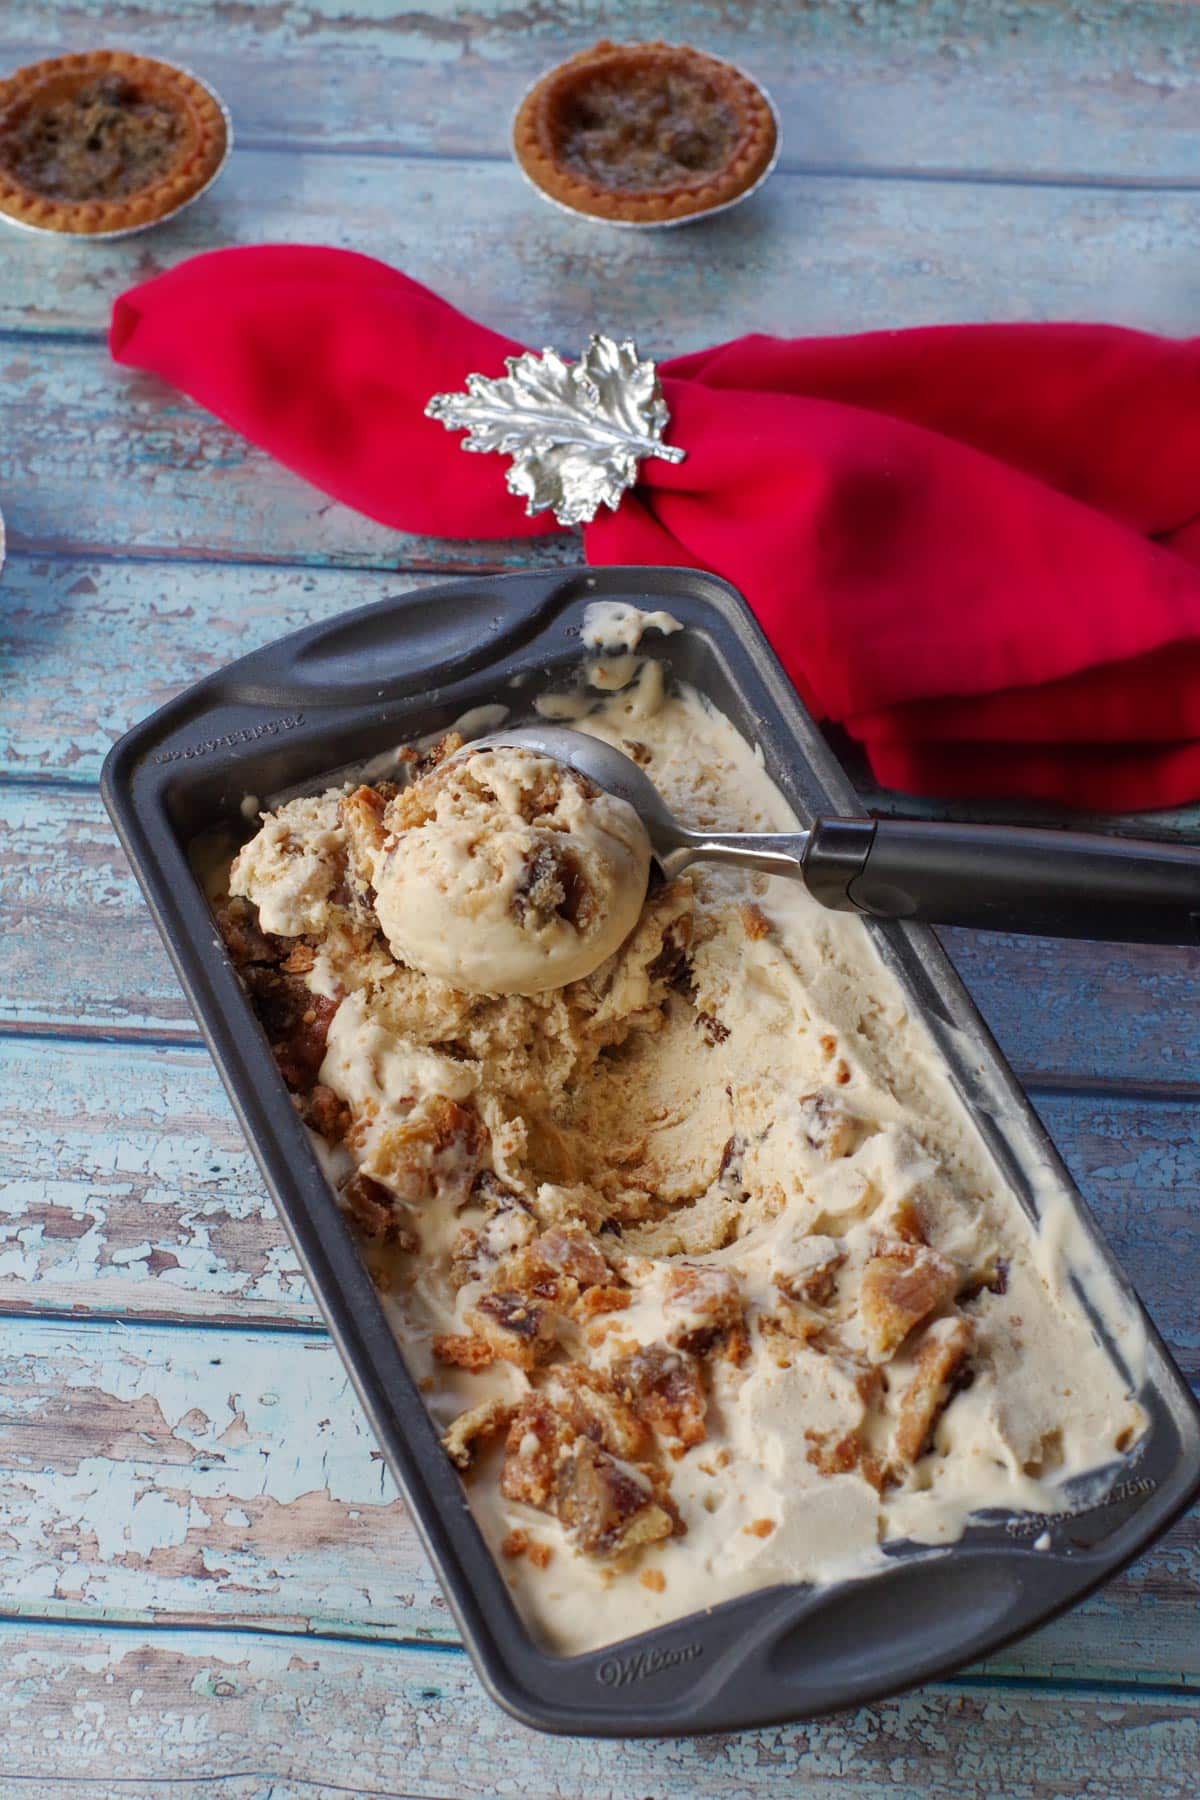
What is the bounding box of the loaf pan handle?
[661,1547,1100,1732]
[804,817,1200,944]
[221,572,587,709]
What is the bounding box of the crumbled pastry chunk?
[442,1396,513,1469]
[512,841,596,932]
[644,909,693,991]
[532,1223,613,1289]
[574,1284,633,1319]
[743,1518,776,1538]
[759,1303,827,1346]
[340,784,389,892]
[357,1095,487,1207]
[487,1222,620,1318]
[397,729,465,782]
[859,1241,959,1362]
[740,903,770,940]
[304,1082,351,1144]
[500,1395,679,1558]
[554,1437,677,1556]
[663,1260,743,1357]
[467,1290,558,1370]
[240,967,340,1092]
[796,1090,863,1159]
[500,1396,572,1510]
[474,1168,523,1207]
[640,1567,666,1592]
[340,1172,418,1249]
[501,1527,554,1568]
[874,1193,927,1246]
[432,1333,496,1372]
[894,1314,976,1464]
[611,1343,707,1451]
[805,1429,886,1494]
[542,1364,650,1460]
[450,1175,538,1287]
[771,1232,846,1307]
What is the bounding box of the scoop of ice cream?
[371,746,652,995]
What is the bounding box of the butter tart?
[513,40,777,225]
[0,50,229,236]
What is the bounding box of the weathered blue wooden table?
[2,2,1199,1793]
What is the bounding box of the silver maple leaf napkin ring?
[426,334,685,528]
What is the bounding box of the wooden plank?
[0,1318,439,1643]
[4,0,1200,182]
[5,556,1199,867]
[5,542,1198,835]
[0,335,570,574]
[4,785,1197,1086]
[937,928,1200,1091]
[0,1040,313,1326]
[0,1310,1198,1685]
[6,149,1200,349]
[0,555,432,785]
[0,787,195,1037]
[0,1029,1196,1354]
[2,1623,1200,1799]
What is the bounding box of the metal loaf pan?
[102,565,1200,1737]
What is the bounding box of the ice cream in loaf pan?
[216,613,1146,1655]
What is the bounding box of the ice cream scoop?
[369,743,652,995]
[470,726,1200,945]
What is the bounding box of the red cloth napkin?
[111,244,1200,811]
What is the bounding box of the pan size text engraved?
[596,1642,704,1687]
[154,714,306,763]
[1003,1475,1159,1539]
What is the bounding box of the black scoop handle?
[803,817,1200,944]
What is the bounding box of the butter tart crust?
[513,40,777,224]
[0,50,228,235]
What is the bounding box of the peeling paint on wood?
[0,1311,1197,1682]
[0,337,571,572]
[0,1319,441,1642]
[2,1621,1200,1797]
[0,555,430,782]
[2,1034,1197,1361]
[0,1039,312,1324]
